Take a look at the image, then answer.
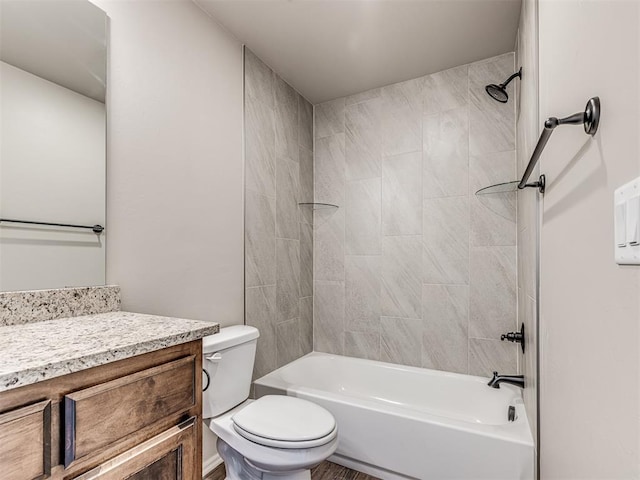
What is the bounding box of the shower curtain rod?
[518,96,600,194]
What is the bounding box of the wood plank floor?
[204,461,380,480]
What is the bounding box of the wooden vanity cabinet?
[0,340,203,480]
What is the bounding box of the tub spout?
[488,371,524,389]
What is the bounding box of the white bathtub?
[254,352,534,480]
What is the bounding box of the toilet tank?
[202,325,259,419]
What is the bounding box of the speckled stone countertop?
[0,311,219,392]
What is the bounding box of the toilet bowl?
[202,326,338,480]
[211,398,338,480]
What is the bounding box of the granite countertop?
[0,311,219,393]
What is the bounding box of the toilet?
[202,325,338,480]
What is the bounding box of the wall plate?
[615,176,640,265]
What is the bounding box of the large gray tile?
[345,255,381,332]
[470,150,517,246]
[276,157,300,240]
[245,191,276,288]
[277,318,303,367]
[423,107,469,198]
[519,225,537,300]
[381,317,422,367]
[298,96,313,150]
[300,296,313,355]
[516,111,540,195]
[276,239,300,321]
[469,99,514,155]
[381,236,422,319]
[423,196,469,285]
[423,64,468,115]
[381,77,423,156]
[345,97,383,180]
[346,87,381,106]
[521,293,537,435]
[314,134,345,206]
[275,77,299,162]
[469,54,516,155]
[469,246,516,339]
[245,285,276,379]
[517,287,524,375]
[469,338,517,377]
[314,282,345,354]
[313,207,345,282]
[245,95,275,197]
[299,146,314,224]
[346,178,382,255]
[517,172,538,234]
[300,222,314,298]
[345,331,380,361]
[382,152,422,235]
[245,48,273,107]
[315,98,345,139]
[517,230,525,301]
[422,285,468,374]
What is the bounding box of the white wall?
[0,61,106,291]
[91,0,245,327]
[538,1,640,478]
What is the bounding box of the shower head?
[485,83,509,103]
[485,67,522,103]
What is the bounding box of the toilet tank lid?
[203,325,259,353]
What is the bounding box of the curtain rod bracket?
[518,97,600,193]
[520,174,546,194]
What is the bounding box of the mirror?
[0,0,107,292]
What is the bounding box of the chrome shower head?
[485,67,522,103]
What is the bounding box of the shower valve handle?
[500,323,525,354]
[501,332,523,342]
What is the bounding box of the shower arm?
[500,69,522,88]
[518,96,600,193]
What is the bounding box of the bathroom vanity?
[0,310,218,480]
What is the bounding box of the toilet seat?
[234,423,338,449]
[231,395,337,449]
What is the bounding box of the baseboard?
[203,453,223,478]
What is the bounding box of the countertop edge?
[0,314,220,393]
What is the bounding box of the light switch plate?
[615,176,640,265]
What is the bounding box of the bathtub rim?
[254,351,534,447]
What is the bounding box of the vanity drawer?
[71,417,197,480]
[64,355,196,467]
[0,400,51,480]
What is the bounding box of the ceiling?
[196,0,522,104]
[0,0,107,103]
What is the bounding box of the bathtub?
[254,352,534,480]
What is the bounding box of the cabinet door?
[72,417,198,480]
[0,400,51,480]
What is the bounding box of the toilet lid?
[231,396,337,448]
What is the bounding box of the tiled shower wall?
[244,49,314,380]
[313,53,519,376]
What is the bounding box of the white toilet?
[202,325,338,480]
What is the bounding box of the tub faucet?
[488,371,524,389]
